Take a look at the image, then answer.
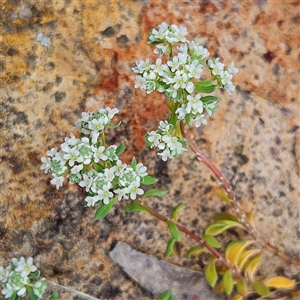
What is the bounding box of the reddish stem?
[188,142,300,266]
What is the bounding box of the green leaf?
[165,238,176,257]
[205,220,245,236]
[167,220,181,241]
[9,292,17,300]
[92,162,104,172]
[109,121,122,129]
[202,235,221,248]
[196,79,213,87]
[115,141,125,156]
[194,85,218,93]
[172,202,184,222]
[223,270,233,295]
[201,96,221,104]
[123,203,149,214]
[142,189,168,199]
[213,188,230,204]
[156,290,174,300]
[205,259,218,287]
[28,270,40,279]
[213,213,239,223]
[94,197,117,220]
[131,157,137,168]
[49,291,60,300]
[236,278,248,297]
[141,175,158,185]
[187,246,209,258]
[252,281,270,297]
[26,286,39,300]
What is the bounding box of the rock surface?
[1,1,299,299]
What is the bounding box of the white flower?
[124,181,144,200]
[0,266,10,283]
[158,120,171,132]
[173,71,189,90]
[207,58,224,76]
[134,163,147,178]
[85,195,101,207]
[186,94,203,114]
[193,114,207,127]
[227,62,239,75]
[46,147,57,157]
[176,106,187,119]
[158,148,173,161]
[167,56,181,72]
[114,160,127,176]
[186,81,195,93]
[185,60,203,79]
[79,173,94,192]
[98,185,114,204]
[91,145,107,162]
[224,82,236,94]
[88,118,105,132]
[147,131,162,147]
[15,257,37,277]
[105,107,119,119]
[90,131,100,144]
[63,147,80,167]
[50,176,64,189]
[153,44,168,55]
[104,167,116,182]
[114,188,128,201]
[40,156,51,174]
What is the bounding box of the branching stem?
[188,141,300,266]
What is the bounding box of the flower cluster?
[41,107,154,208]
[0,257,47,299]
[132,22,238,160]
[146,121,187,161]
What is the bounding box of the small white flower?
[40,156,51,174]
[134,163,147,178]
[85,195,101,207]
[46,147,57,157]
[104,167,116,182]
[114,188,128,201]
[71,164,83,174]
[79,173,94,192]
[153,44,168,55]
[158,148,173,161]
[15,257,37,277]
[91,145,107,162]
[50,176,64,189]
[186,81,195,93]
[158,120,171,132]
[124,182,144,200]
[227,62,239,75]
[105,107,119,119]
[98,185,114,204]
[186,94,203,114]
[63,147,80,167]
[176,107,187,119]
[193,114,207,127]
[147,131,162,147]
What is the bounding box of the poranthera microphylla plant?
[4,22,296,300]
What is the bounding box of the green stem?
[133,199,244,279]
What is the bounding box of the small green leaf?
[202,235,221,248]
[49,291,60,300]
[94,197,117,220]
[92,162,104,172]
[115,141,125,156]
[107,121,121,129]
[223,270,233,295]
[123,203,149,213]
[187,246,209,258]
[26,286,39,300]
[28,270,40,279]
[205,259,218,287]
[9,291,17,300]
[252,281,270,297]
[236,278,248,297]
[213,188,230,204]
[194,85,218,93]
[172,202,184,223]
[205,220,245,236]
[196,80,213,87]
[142,189,168,199]
[167,220,181,241]
[213,213,239,223]
[156,290,174,300]
[141,175,158,185]
[165,238,176,257]
[131,157,137,168]
[201,95,221,104]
